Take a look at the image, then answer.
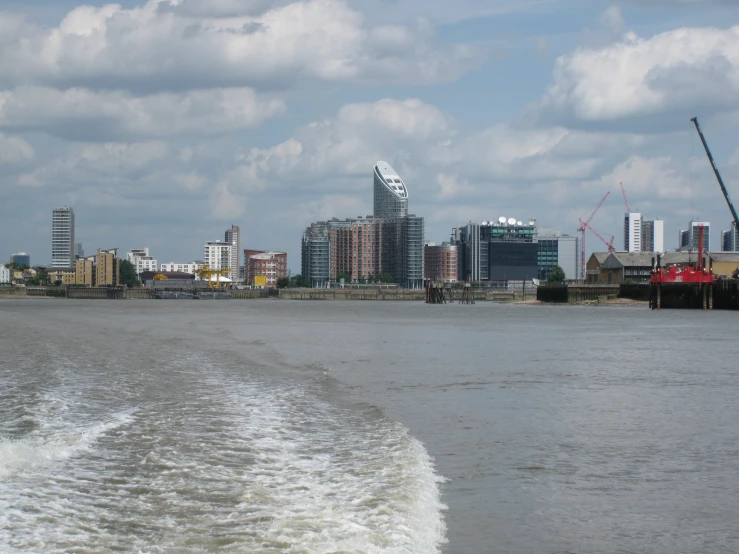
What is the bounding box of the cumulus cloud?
[538,24,739,126]
[0,0,485,92]
[0,86,285,140]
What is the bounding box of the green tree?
[119,260,139,288]
[277,277,290,289]
[546,265,566,284]
[336,271,351,283]
[289,274,311,288]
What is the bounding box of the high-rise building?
[453,218,538,282]
[244,250,288,288]
[127,248,158,275]
[537,234,580,280]
[721,225,738,252]
[679,220,710,251]
[52,207,75,267]
[373,161,408,219]
[225,225,241,282]
[642,219,664,253]
[623,212,642,252]
[203,240,233,278]
[10,252,30,267]
[424,243,458,283]
[75,243,84,259]
[301,222,330,288]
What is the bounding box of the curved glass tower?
[374,161,408,219]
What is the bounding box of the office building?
[721,225,738,252]
[225,225,241,281]
[127,248,158,275]
[452,218,538,282]
[95,249,120,286]
[679,220,710,251]
[75,243,84,259]
[623,212,642,252]
[52,207,75,267]
[374,161,408,219]
[160,262,203,274]
[244,250,287,288]
[537,234,579,280]
[641,219,664,253]
[0,264,10,284]
[10,252,30,267]
[425,243,458,283]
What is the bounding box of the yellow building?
[710,253,739,278]
[47,267,76,285]
[75,257,95,286]
[96,249,120,286]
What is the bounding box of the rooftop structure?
[374,161,408,219]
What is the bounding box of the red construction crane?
[582,221,615,252]
[577,191,610,278]
[619,181,632,212]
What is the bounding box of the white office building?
[623,212,642,252]
[160,261,203,275]
[52,207,75,267]
[0,264,10,284]
[127,248,158,275]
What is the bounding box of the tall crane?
[619,181,633,213]
[582,221,615,252]
[691,117,739,232]
[577,191,611,278]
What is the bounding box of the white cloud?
[0,0,485,91]
[539,24,739,123]
[0,134,34,165]
[0,86,285,140]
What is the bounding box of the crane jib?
[691,117,739,230]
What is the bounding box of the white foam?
[0,409,135,480]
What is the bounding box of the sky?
[2,0,739,271]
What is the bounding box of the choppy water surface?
[1,300,738,553]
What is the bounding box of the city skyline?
[2,1,739,271]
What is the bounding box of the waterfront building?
[0,264,9,284]
[301,222,330,288]
[95,249,120,287]
[537,234,580,280]
[599,252,654,284]
[374,161,408,219]
[709,252,739,278]
[139,271,198,289]
[75,257,95,286]
[623,212,642,252]
[47,267,76,285]
[204,240,233,277]
[75,243,84,259]
[642,219,664,253]
[424,243,458,283]
[301,161,424,289]
[244,250,287,287]
[452,219,538,282]
[127,248,158,275]
[721,225,738,252]
[225,225,241,282]
[160,261,203,274]
[10,252,30,267]
[52,207,75,268]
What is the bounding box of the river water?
[1,300,738,553]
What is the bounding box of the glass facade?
[373,162,408,219]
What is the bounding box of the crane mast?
[691,117,739,231]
